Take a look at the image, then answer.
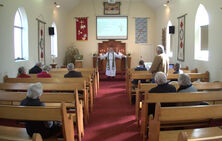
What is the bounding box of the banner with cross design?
[76,17,88,41]
[177,14,186,61]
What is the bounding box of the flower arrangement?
[63,46,80,66]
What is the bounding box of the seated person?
[173,63,183,74]
[177,74,197,92]
[20,83,61,138]
[132,60,147,84]
[177,74,208,106]
[29,62,42,74]
[64,63,82,78]
[17,66,31,78]
[37,65,51,78]
[148,72,176,115]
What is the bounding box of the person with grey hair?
[64,63,82,78]
[149,45,169,77]
[177,74,197,92]
[173,63,183,74]
[148,72,176,116]
[29,62,42,74]
[20,83,61,138]
[17,66,30,78]
[177,74,208,106]
[37,65,51,78]
[149,72,176,93]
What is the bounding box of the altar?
[93,40,131,79]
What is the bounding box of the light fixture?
[54,2,60,8]
[163,0,169,7]
[108,0,115,4]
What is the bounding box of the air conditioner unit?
[108,0,115,4]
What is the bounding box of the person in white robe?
[99,48,126,77]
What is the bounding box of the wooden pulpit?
[93,40,131,79]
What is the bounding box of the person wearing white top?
[99,48,126,77]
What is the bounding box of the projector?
[108,0,115,4]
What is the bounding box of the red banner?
[76,17,88,41]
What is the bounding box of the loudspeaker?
[48,27,54,35]
[169,26,175,34]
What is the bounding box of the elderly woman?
[149,72,176,93]
[177,74,208,106]
[177,74,197,92]
[37,65,51,78]
[17,66,31,78]
[20,83,60,138]
[64,63,82,78]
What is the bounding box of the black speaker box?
[169,26,175,34]
[48,27,54,35]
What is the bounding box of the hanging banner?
[135,18,147,44]
[76,17,88,41]
[37,18,46,64]
[177,14,186,61]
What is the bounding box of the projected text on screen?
[97,17,128,40]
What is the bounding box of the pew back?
[0,104,75,141]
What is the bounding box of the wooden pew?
[0,103,75,141]
[4,76,95,113]
[140,92,222,140]
[128,73,152,104]
[136,82,222,126]
[0,82,89,125]
[148,103,222,141]
[0,90,84,141]
[127,71,209,105]
[50,68,99,96]
[177,131,222,141]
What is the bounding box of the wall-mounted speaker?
[48,27,54,35]
[169,26,175,34]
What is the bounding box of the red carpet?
[83,81,142,141]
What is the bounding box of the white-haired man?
[148,72,176,115]
[149,45,169,75]
[149,72,176,93]
[20,83,61,138]
[64,63,82,78]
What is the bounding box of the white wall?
[0,0,68,81]
[155,0,222,81]
[66,0,156,68]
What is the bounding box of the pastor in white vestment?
[99,48,125,77]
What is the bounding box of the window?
[194,4,209,61]
[14,7,28,61]
[166,21,173,57]
[51,22,58,58]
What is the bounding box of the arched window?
[166,20,173,57]
[14,7,28,61]
[195,4,209,61]
[51,22,58,58]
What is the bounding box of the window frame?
[13,7,28,61]
[194,4,209,61]
[51,22,58,58]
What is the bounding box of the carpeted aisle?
[82,80,141,141]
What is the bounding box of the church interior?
[0,0,222,141]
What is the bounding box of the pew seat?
[160,127,222,141]
[0,126,45,141]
